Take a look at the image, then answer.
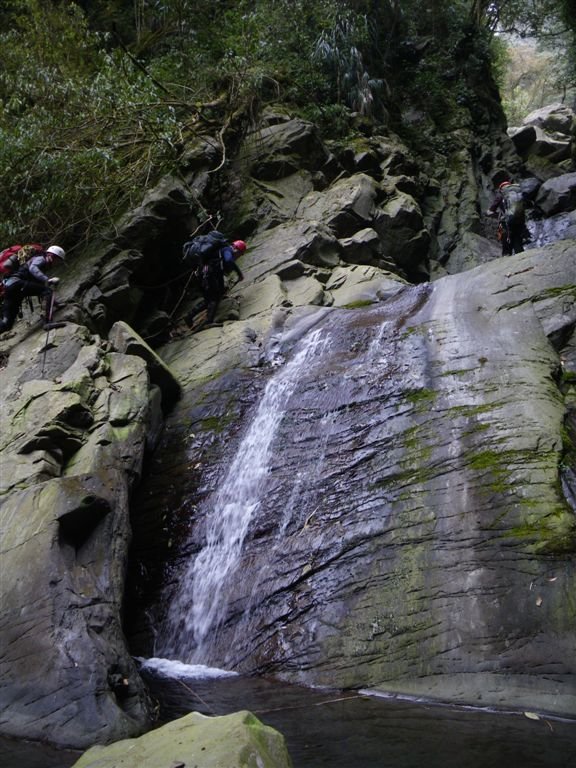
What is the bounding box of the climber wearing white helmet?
[0,243,66,332]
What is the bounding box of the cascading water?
[158,327,331,662]
[155,287,431,669]
[224,313,397,653]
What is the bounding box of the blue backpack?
[182,231,228,269]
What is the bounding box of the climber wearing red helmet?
[221,239,246,282]
[183,231,247,328]
[232,240,247,254]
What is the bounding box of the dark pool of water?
[2,672,575,768]
[0,735,80,768]
[144,672,576,768]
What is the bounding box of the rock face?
[131,242,576,717]
[536,172,576,216]
[71,710,293,768]
[509,103,575,181]
[1,98,576,754]
[0,323,180,747]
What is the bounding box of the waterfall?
[159,327,330,662]
[224,310,397,656]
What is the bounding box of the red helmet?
[499,180,511,190]
[232,240,247,254]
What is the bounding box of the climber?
[486,179,527,256]
[0,245,66,333]
[182,234,247,328]
[221,240,246,283]
[201,239,247,325]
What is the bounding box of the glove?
[47,277,60,286]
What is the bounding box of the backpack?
[0,243,43,277]
[182,231,228,269]
[501,184,525,220]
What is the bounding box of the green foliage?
[488,33,510,92]
[487,0,576,96]
[499,37,570,125]
[301,103,352,138]
[0,0,398,252]
[312,11,385,116]
[0,0,189,247]
[1,0,575,251]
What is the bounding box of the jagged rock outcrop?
[7,111,533,346]
[535,172,576,216]
[0,322,180,747]
[509,103,576,181]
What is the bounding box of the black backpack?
[182,230,228,269]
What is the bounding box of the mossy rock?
[71,710,293,768]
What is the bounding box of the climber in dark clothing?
[221,240,246,282]
[200,239,246,325]
[0,245,66,332]
[200,262,226,325]
[487,180,527,256]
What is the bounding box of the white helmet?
[47,245,65,260]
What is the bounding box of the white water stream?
[159,327,330,661]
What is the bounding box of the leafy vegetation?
[487,0,576,123]
[0,0,574,250]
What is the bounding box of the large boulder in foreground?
[71,710,293,768]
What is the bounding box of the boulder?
[229,170,317,236]
[522,103,575,136]
[298,173,378,237]
[237,117,330,180]
[275,259,308,280]
[373,191,430,275]
[85,249,145,329]
[71,710,293,768]
[523,125,570,159]
[115,175,198,253]
[441,231,501,275]
[509,112,573,180]
[377,137,420,178]
[508,124,538,155]
[325,265,407,307]
[108,321,182,412]
[337,144,382,176]
[241,221,341,285]
[535,172,576,216]
[238,275,289,320]
[339,227,382,265]
[283,275,326,308]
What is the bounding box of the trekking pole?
[46,286,57,325]
[41,288,57,377]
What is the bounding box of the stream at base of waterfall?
[5,660,573,768]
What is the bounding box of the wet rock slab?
[129,242,576,717]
